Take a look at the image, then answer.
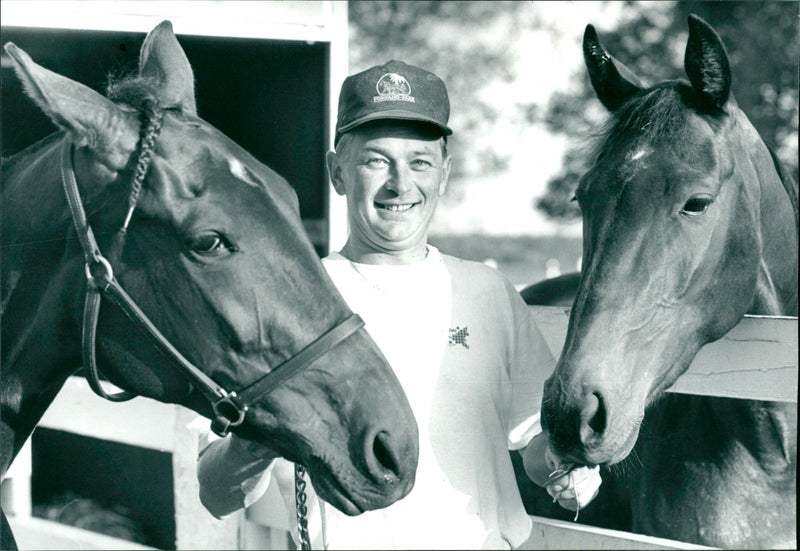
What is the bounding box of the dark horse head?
[1,21,418,523]
[541,15,798,467]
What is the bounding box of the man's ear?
[439,154,452,196]
[326,150,347,196]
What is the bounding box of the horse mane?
[105,73,163,110]
[765,144,799,234]
[589,82,798,234]
[589,81,713,163]
[105,75,166,223]
[1,131,64,171]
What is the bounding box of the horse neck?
[703,112,798,470]
[1,134,86,461]
[732,112,799,317]
[755,167,798,316]
[3,134,71,243]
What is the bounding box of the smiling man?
[329,119,450,262]
[197,59,601,549]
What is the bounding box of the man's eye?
[365,158,389,168]
[411,159,433,169]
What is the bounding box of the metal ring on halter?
[211,391,248,436]
[84,256,114,287]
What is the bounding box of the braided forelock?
[105,74,165,236]
[128,98,164,214]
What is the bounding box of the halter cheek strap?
[60,137,365,436]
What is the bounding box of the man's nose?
[386,164,414,195]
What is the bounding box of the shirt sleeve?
[196,434,275,519]
[504,279,557,450]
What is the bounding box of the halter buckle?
[211,391,248,437]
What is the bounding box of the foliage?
[348,0,530,182]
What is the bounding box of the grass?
[428,233,583,289]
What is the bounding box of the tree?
[348,0,532,189]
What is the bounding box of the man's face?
[330,122,451,257]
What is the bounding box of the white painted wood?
[38,377,179,452]
[325,0,350,254]
[523,516,715,550]
[1,440,32,518]
[1,1,340,42]
[7,514,156,550]
[530,306,798,403]
[672,315,798,401]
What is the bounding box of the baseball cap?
[335,59,452,143]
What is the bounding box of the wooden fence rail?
[531,307,798,403]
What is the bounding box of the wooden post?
[1,439,32,518]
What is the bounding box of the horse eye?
[681,195,713,216]
[189,233,237,256]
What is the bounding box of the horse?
[1,21,419,549]
[515,270,631,532]
[519,272,581,307]
[537,15,797,548]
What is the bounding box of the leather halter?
[59,137,365,436]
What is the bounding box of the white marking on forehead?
[228,157,259,188]
[629,147,651,162]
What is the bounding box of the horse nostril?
[579,391,607,443]
[371,430,401,482]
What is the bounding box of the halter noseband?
[60,133,364,437]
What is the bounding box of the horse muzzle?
[542,372,642,466]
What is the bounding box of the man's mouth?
[375,202,416,212]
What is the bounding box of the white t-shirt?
[262,247,554,549]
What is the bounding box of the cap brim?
[338,109,453,136]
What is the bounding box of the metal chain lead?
[295,463,311,550]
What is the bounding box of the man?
[197,60,601,549]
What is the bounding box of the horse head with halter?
[1,21,419,524]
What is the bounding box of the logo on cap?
[374,73,415,104]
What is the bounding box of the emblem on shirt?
[448,326,470,349]
[374,73,415,103]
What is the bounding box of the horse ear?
[583,24,645,112]
[684,14,731,110]
[3,42,138,169]
[139,20,197,115]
